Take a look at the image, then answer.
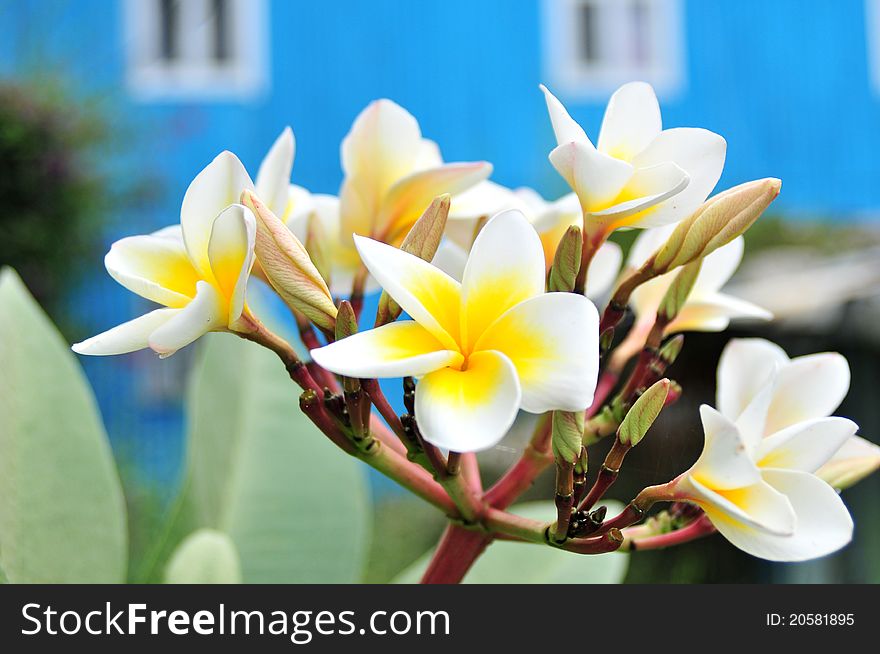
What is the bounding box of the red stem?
[586,370,618,419]
[626,516,716,551]
[420,525,492,584]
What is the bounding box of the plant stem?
[484,414,553,509]
[622,515,716,551]
[421,525,492,584]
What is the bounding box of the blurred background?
[1,0,879,583]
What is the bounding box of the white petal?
[592,162,690,229]
[461,210,545,350]
[207,204,256,326]
[104,233,201,309]
[816,435,880,489]
[747,469,854,562]
[540,84,589,146]
[757,417,859,473]
[415,350,521,452]
[627,224,675,268]
[310,321,462,378]
[72,308,176,356]
[585,241,622,299]
[180,151,255,277]
[474,292,599,413]
[379,162,492,238]
[353,235,461,350]
[733,377,777,454]
[148,281,226,357]
[255,127,295,217]
[597,82,662,160]
[716,338,789,421]
[765,353,851,435]
[431,240,468,282]
[549,141,633,214]
[682,474,795,537]
[691,236,743,294]
[448,180,523,221]
[667,293,772,333]
[690,405,762,490]
[632,127,727,226]
[341,99,423,194]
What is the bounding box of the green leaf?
[164,529,242,584]
[0,268,127,582]
[185,332,371,583]
[392,501,629,584]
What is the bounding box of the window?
[867,0,880,93]
[124,0,268,101]
[542,0,685,99]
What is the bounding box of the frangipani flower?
[335,99,492,285]
[672,338,859,561]
[610,227,770,369]
[438,185,622,299]
[311,210,600,452]
[718,339,878,491]
[541,82,726,236]
[73,153,257,358]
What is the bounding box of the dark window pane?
[212,0,231,62]
[159,0,179,61]
[578,3,598,64]
[630,0,650,65]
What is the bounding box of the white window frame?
[123,0,268,102]
[866,0,880,93]
[541,0,685,100]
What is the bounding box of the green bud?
[618,379,670,447]
[548,225,583,293]
[335,300,358,341]
[375,195,450,327]
[242,190,337,332]
[552,410,585,464]
[658,259,702,321]
[574,447,588,476]
[653,178,781,272]
[658,335,685,367]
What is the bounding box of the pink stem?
[624,516,716,551]
[420,525,492,584]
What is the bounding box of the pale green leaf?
[393,501,628,584]
[0,268,127,583]
[186,332,371,583]
[164,529,242,584]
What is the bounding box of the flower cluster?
[74,81,879,576]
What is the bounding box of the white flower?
[73,153,256,358]
[631,227,770,331]
[311,210,599,452]
[672,338,859,561]
[541,82,726,236]
[437,184,622,300]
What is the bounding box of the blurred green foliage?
[0,81,109,314]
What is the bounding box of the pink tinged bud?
[552,409,585,464]
[375,195,450,327]
[653,178,781,273]
[241,190,337,332]
[548,225,583,293]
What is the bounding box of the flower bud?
[658,335,685,367]
[375,195,450,327]
[552,409,585,464]
[653,178,781,272]
[658,259,702,322]
[335,299,359,341]
[618,379,670,447]
[241,190,337,332]
[548,225,583,293]
[305,211,331,291]
[815,436,880,490]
